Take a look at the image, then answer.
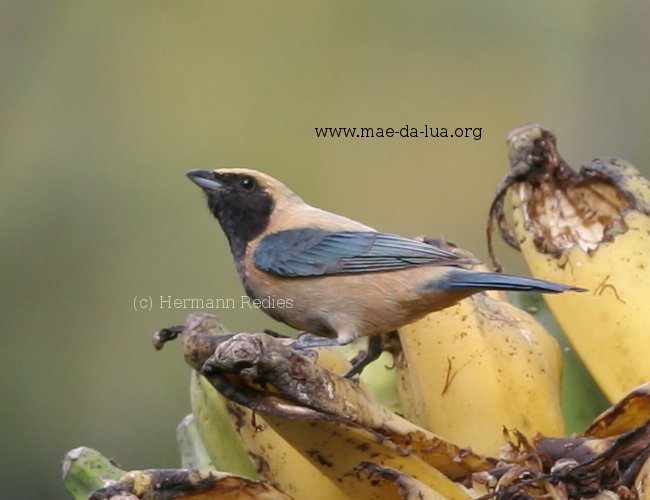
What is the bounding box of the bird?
[187,168,582,375]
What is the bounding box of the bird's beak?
[186,169,223,192]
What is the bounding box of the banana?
[223,400,350,500]
[62,447,126,500]
[395,348,424,427]
[488,124,650,402]
[585,381,650,438]
[190,331,453,499]
[397,290,564,455]
[176,414,214,470]
[190,370,258,478]
[511,291,609,433]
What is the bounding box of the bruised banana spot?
[248,451,272,478]
[306,449,334,468]
[226,402,247,433]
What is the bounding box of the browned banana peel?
[88,469,290,500]
[487,123,649,270]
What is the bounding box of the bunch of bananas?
[63,125,650,499]
[68,311,650,498]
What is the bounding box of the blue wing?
[253,228,471,277]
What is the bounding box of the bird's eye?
[240,176,256,191]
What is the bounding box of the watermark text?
[132,295,293,312]
[315,124,482,140]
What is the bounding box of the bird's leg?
[343,335,384,378]
[290,333,386,377]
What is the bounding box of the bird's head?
[186,168,297,253]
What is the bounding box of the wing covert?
[253,228,467,277]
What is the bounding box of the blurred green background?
[2,2,650,497]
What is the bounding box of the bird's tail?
[443,269,585,293]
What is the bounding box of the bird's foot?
[343,335,384,378]
[289,333,341,361]
[289,333,386,378]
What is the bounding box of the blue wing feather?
[254,228,469,277]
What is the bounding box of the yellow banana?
[262,412,472,500]
[395,348,424,427]
[175,315,408,500]
[489,124,650,402]
[397,290,564,455]
[224,400,349,500]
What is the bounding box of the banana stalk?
[488,124,650,402]
[63,447,291,500]
[397,290,564,455]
